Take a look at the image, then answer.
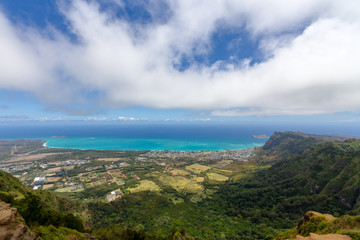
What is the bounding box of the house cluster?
[0,162,35,173]
[32,176,46,189]
[106,189,123,202]
[51,159,90,167]
[140,148,256,161]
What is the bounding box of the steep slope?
[264,139,360,211]
[212,133,360,230]
[0,170,85,233]
[0,170,30,201]
[0,170,84,215]
[0,201,36,240]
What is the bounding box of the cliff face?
[0,201,36,240]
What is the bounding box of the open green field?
[158,174,204,193]
[206,172,229,182]
[169,168,191,176]
[128,180,161,193]
[55,186,84,192]
[185,163,211,174]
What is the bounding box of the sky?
[0,0,360,124]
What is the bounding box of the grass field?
[169,168,191,176]
[128,180,161,193]
[158,174,204,193]
[206,172,229,182]
[185,163,211,174]
[194,176,205,182]
[55,185,84,192]
[43,184,54,190]
[47,177,62,182]
[97,157,123,162]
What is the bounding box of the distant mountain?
[259,131,355,162]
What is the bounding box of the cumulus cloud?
[0,0,360,115]
[118,116,137,121]
[118,116,148,121]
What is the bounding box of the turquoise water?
[0,124,271,151]
[43,137,266,151]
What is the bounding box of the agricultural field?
[128,180,161,193]
[206,172,229,182]
[158,174,204,193]
[185,163,211,174]
[0,142,262,203]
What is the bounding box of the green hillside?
[0,170,85,237]
[0,170,30,201]
[211,134,360,235]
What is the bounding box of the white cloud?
[86,117,108,121]
[193,118,211,122]
[0,0,360,115]
[117,116,148,121]
[118,116,136,121]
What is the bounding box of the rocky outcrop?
[0,201,36,240]
[284,211,352,240]
[297,211,335,227]
[293,233,351,240]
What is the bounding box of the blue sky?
[0,0,360,124]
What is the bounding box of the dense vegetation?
[208,136,360,238]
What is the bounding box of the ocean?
[0,122,359,151]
